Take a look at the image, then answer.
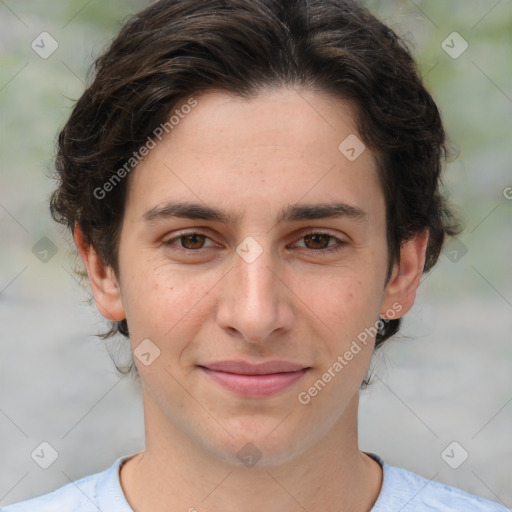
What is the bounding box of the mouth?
[197,360,311,398]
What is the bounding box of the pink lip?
[199,360,310,397]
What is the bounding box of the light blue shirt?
[2,453,508,511]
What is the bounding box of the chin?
[201,417,314,469]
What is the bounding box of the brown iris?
[180,233,207,250]
[302,233,331,250]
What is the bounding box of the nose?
[216,240,294,345]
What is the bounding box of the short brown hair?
[50,0,463,377]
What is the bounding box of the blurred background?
[1,0,511,508]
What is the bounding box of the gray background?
[1,0,511,508]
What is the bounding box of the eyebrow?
[142,201,368,225]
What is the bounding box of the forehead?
[124,88,384,228]
[167,88,365,163]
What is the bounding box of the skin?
[75,88,428,512]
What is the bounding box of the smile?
[198,360,311,398]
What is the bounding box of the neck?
[120,391,382,512]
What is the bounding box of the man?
[4,0,506,510]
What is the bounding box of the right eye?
[162,231,220,253]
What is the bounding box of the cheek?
[292,266,383,344]
[119,263,215,347]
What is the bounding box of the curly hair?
[50,0,463,378]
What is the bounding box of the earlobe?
[73,222,126,322]
[381,229,429,319]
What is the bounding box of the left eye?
[162,232,346,253]
[292,232,345,251]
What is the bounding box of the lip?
[198,360,310,397]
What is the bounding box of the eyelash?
[162,231,347,255]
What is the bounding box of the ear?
[380,229,429,319]
[73,222,126,322]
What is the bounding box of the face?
[79,88,426,467]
